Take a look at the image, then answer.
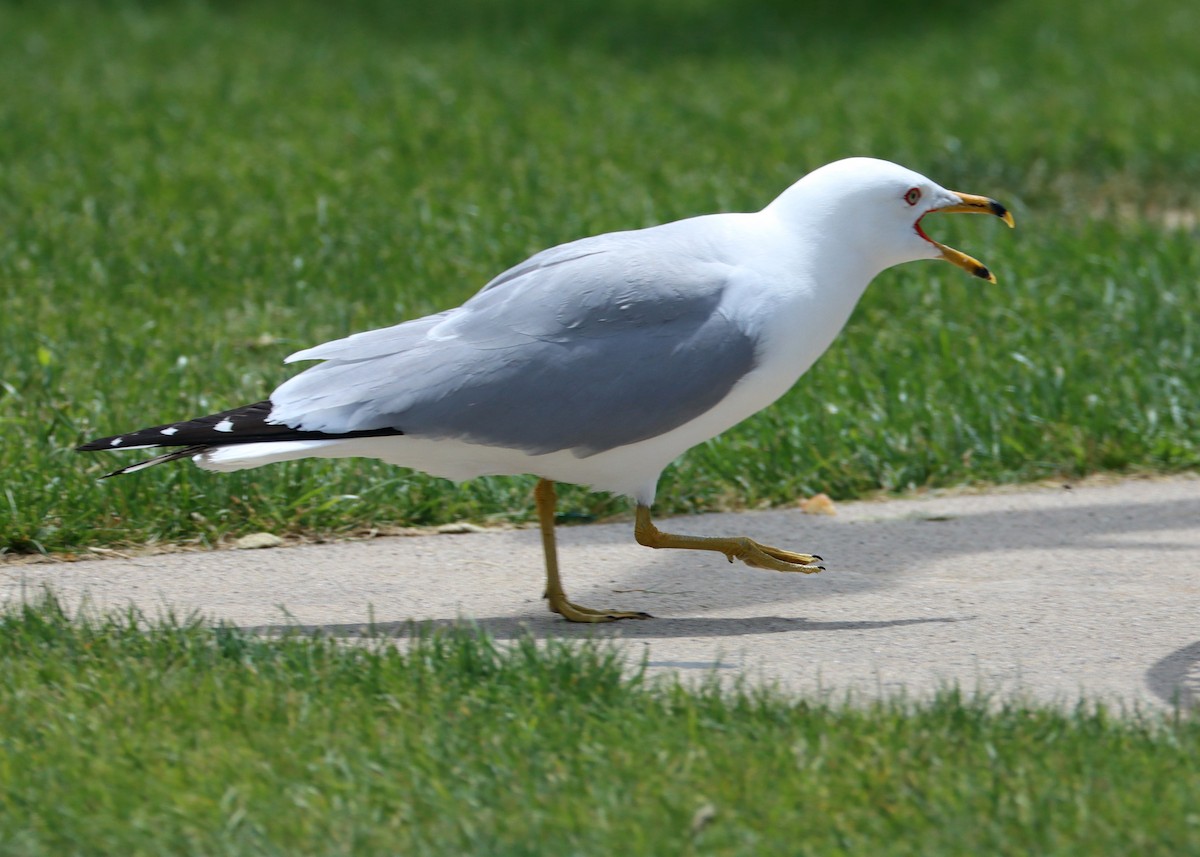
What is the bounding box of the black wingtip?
[92,445,211,478]
[77,439,116,453]
[76,399,405,457]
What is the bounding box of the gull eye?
[904,187,922,206]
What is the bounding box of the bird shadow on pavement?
[547,491,1200,612]
[238,490,1197,655]
[240,613,967,641]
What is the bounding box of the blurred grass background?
[1,0,1198,552]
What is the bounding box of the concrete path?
[4,475,1199,709]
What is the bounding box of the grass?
[2,0,1200,551]
[0,595,1196,856]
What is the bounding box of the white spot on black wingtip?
[161,426,179,436]
[214,419,234,432]
[110,437,123,447]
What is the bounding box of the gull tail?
[77,400,404,478]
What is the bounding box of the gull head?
[771,157,1015,283]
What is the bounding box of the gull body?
[79,157,1013,621]
[202,209,848,503]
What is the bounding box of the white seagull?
[79,157,1014,622]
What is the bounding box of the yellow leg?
[535,479,652,623]
[634,505,824,573]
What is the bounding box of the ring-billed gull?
[78,157,1014,622]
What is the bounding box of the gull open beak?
[919,192,1015,283]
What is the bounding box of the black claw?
[811,554,823,562]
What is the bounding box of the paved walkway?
[5,475,1199,709]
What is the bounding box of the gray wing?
[270,228,760,457]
